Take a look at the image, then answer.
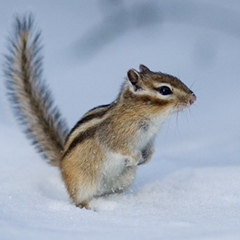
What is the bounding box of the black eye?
[158,86,172,95]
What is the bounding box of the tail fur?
[4,15,68,166]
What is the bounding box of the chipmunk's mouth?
[174,93,196,111]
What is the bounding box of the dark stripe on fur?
[62,126,97,160]
[65,104,112,142]
[4,15,68,166]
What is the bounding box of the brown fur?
[4,15,68,166]
[61,68,196,208]
[5,15,196,209]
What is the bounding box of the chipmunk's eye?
[158,86,172,95]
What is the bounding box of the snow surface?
[0,0,240,239]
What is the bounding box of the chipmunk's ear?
[127,69,142,90]
[139,64,151,73]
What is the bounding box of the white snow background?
[0,0,240,239]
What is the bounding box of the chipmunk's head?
[124,64,196,114]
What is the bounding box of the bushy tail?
[4,15,68,167]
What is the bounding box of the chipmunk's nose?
[189,93,196,105]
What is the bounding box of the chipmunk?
[4,15,196,209]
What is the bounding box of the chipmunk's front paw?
[124,157,135,166]
[138,147,154,165]
[124,152,141,166]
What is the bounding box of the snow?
[0,0,240,239]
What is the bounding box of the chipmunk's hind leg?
[76,201,91,210]
[70,183,97,210]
